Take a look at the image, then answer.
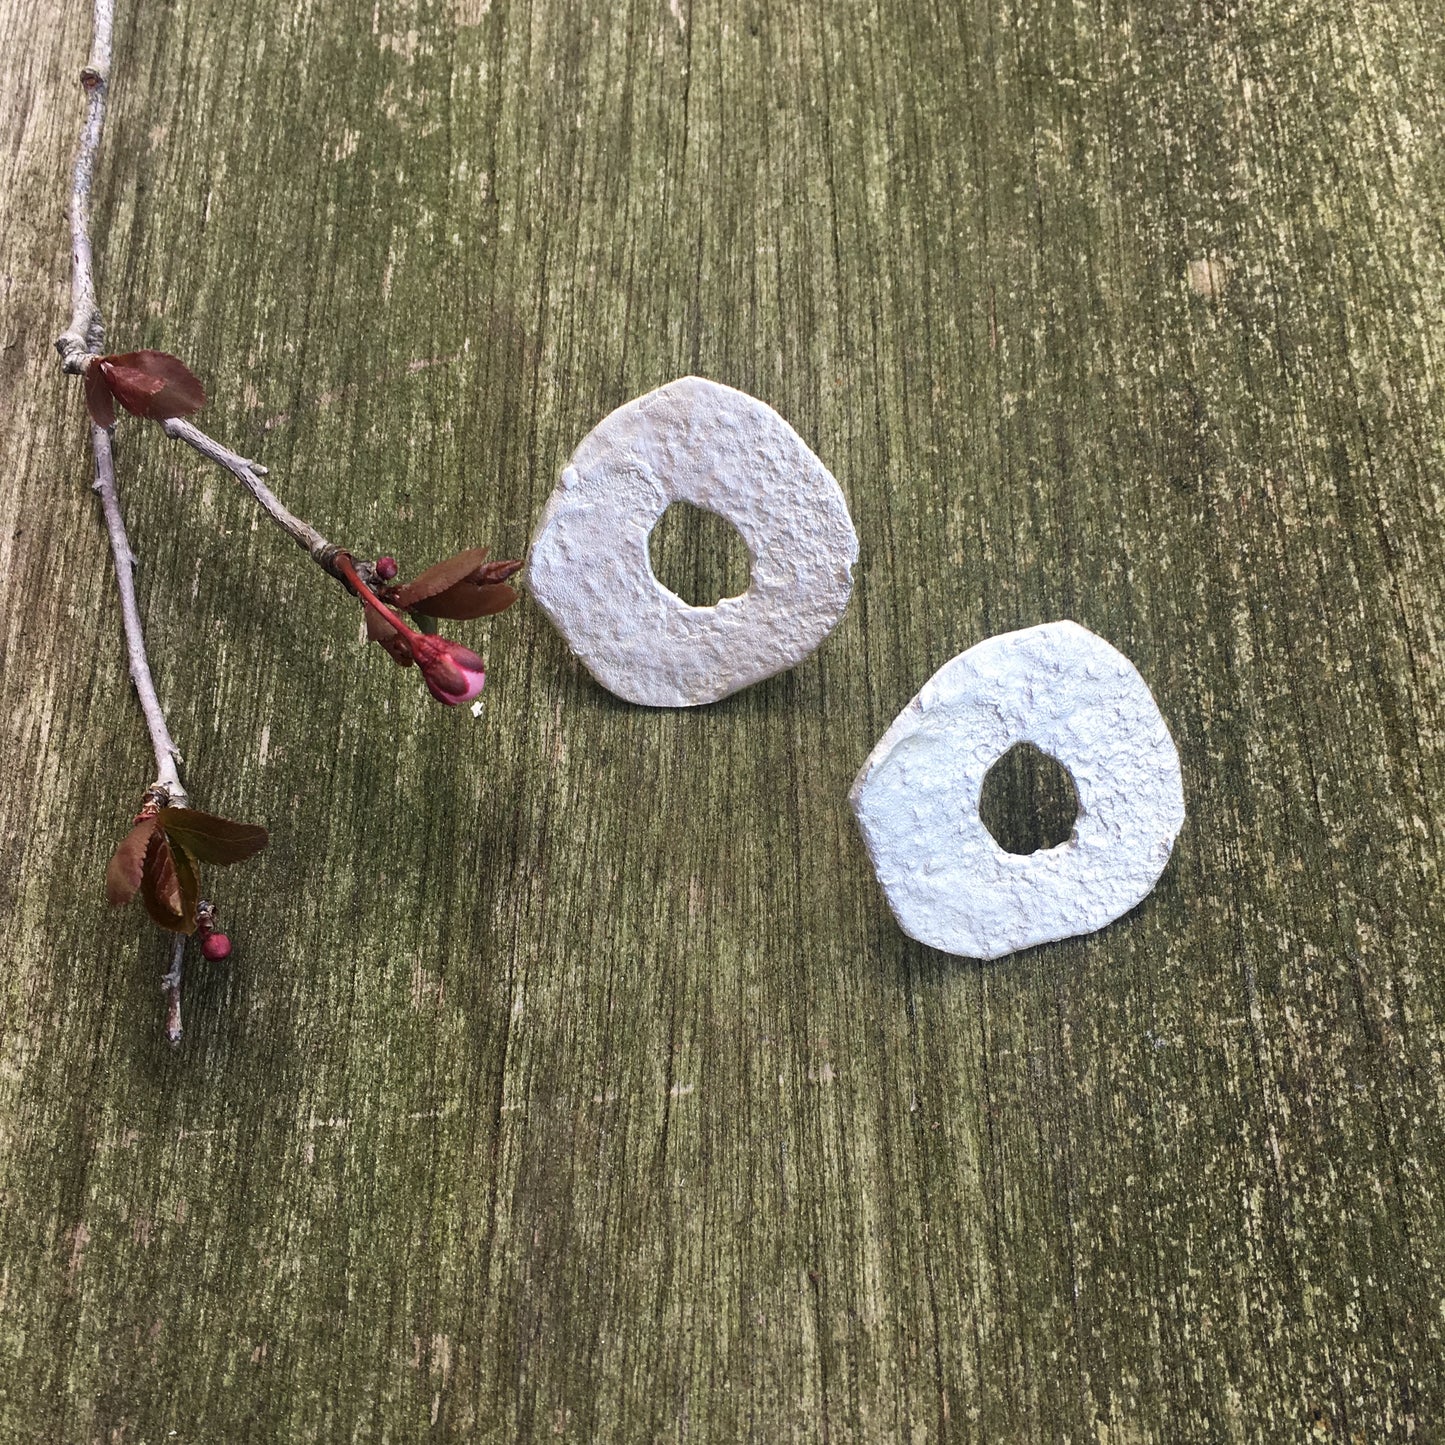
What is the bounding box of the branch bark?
[93,429,185,800]
[161,418,340,567]
[55,0,113,371]
[161,935,184,1047]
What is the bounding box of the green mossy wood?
[2,0,1442,1438]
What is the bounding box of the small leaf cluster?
[366,547,522,659]
[106,805,268,934]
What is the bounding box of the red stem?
[331,553,424,644]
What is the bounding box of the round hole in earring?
[978,741,1079,855]
[647,500,752,608]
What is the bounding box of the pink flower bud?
[201,931,233,962]
[411,633,487,706]
[375,555,398,581]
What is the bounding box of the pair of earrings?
[528,378,1185,961]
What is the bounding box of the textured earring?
[850,621,1185,959]
[528,377,859,707]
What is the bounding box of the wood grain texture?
[2,0,1443,1439]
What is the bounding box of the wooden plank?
[1,0,1442,1438]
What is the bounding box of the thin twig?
[93,429,185,798]
[162,935,184,1047]
[160,417,338,567]
[57,0,186,802]
[55,0,114,371]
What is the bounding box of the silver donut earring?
[528,377,859,707]
[850,621,1185,959]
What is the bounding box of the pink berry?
[375,555,398,581]
[201,931,233,962]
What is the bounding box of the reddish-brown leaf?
[84,365,116,429]
[172,842,200,934]
[159,808,269,866]
[97,359,166,415]
[105,816,159,906]
[390,547,492,607]
[366,608,413,666]
[417,581,519,620]
[140,829,188,931]
[98,351,206,421]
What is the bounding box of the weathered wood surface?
[2,0,1443,1438]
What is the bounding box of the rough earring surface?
[527,377,859,707]
[850,621,1185,960]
